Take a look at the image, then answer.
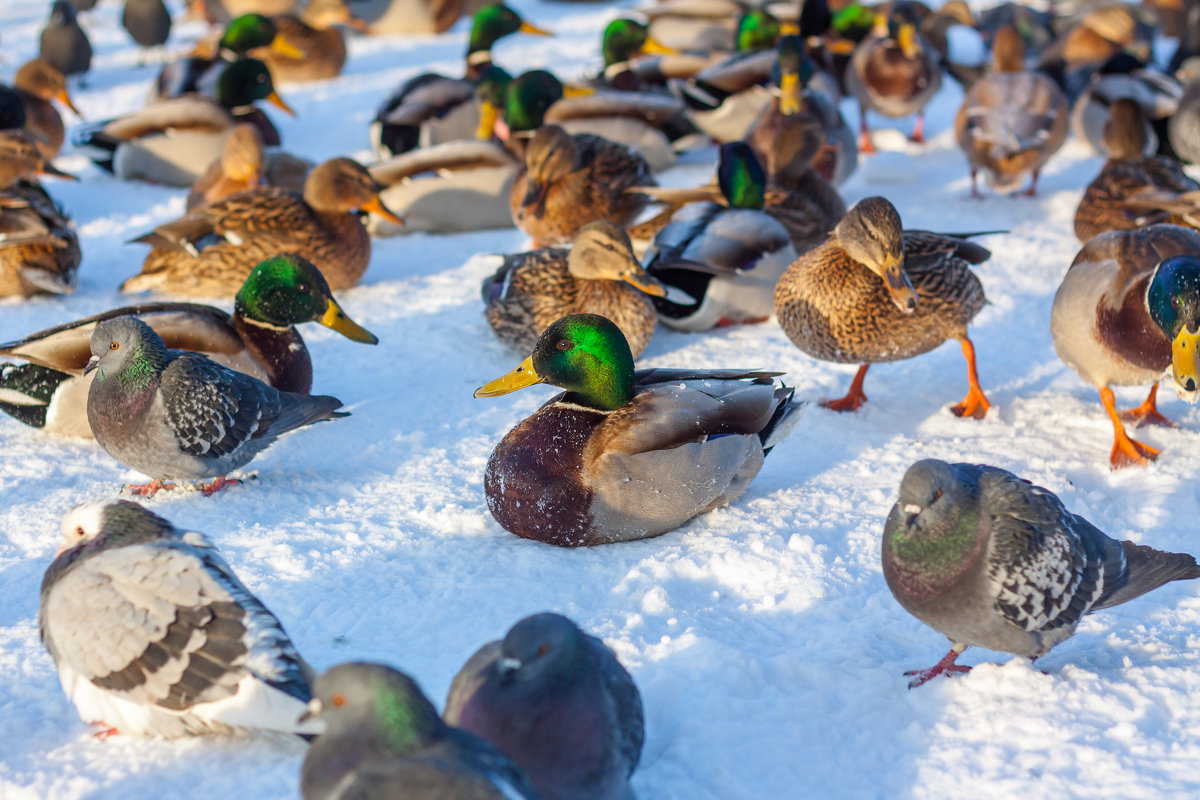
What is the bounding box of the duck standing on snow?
[1051,226,1200,468]
[482,221,665,357]
[845,2,942,152]
[475,313,801,546]
[40,500,322,737]
[0,130,80,300]
[954,25,1067,197]
[124,157,403,296]
[86,316,347,496]
[642,141,799,331]
[445,612,644,800]
[300,662,540,800]
[884,459,1200,687]
[0,254,376,437]
[774,196,992,418]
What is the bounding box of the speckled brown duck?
[0,130,80,299]
[481,221,665,357]
[774,195,992,418]
[123,156,403,297]
[509,124,655,246]
[13,58,81,159]
[256,0,367,83]
[1074,98,1199,243]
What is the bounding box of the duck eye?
[331,693,346,708]
[297,283,308,293]
[556,339,571,351]
[110,342,119,350]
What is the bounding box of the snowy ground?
[3,0,1200,798]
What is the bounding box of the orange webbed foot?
[822,364,869,413]
[1110,436,1160,469]
[1118,384,1174,428]
[950,338,989,419]
[123,480,176,496]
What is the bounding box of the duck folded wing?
[132,188,314,253]
[100,96,233,139]
[903,230,994,265]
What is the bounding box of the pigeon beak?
[298,698,322,724]
[84,355,99,375]
[498,656,522,678]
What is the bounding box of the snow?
[2,1,1200,798]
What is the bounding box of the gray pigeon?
[86,316,346,495]
[444,613,644,800]
[39,1,92,80]
[883,459,1200,688]
[300,662,542,800]
[39,500,321,737]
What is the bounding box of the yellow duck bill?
[474,356,541,397]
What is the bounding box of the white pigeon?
[39,499,321,738]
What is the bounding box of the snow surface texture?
[2,1,1200,798]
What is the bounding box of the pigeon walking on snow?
[39,500,321,738]
[300,662,541,800]
[86,316,347,495]
[444,613,644,800]
[883,459,1200,687]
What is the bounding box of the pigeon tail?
[1093,541,1200,611]
[262,393,346,440]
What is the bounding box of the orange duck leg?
[823,364,870,412]
[1118,383,1174,428]
[949,337,990,419]
[1101,387,1160,469]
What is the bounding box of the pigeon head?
[496,613,585,686]
[87,316,166,383]
[887,460,979,552]
[56,500,172,557]
[306,662,445,753]
[474,314,636,411]
[236,254,378,344]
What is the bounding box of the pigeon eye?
[932,489,942,501]
[74,526,84,538]
[110,342,119,350]
[536,643,549,657]
[331,693,346,708]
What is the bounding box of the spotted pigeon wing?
[980,467,1124,633]
[158,353,280,458]
[588,635,644,776]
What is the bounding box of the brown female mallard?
[124,157,403,297]
[509,124,654,246]
[0,130,80,299]
[1051,224,1200,468]
[954,25,1067,197]
[844,3,942,153]
[186,123,264,210]
[481,221,665,357]
[13,58,81,159]
[1074,98,1198,243]
[256,0,367,83]
[774,195,991,418]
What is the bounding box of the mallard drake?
[0,131,80,299]
[642,141,801,331]
[368,139,516,235]
[598,17,704,92]
[1074,98,1198,244]
[746,35,856,186]
[481,221,664,357]
[123,157,403,297]
[774,195,991,418]
[1050,225,1200,468]
[39,1,92,80]
[954,25,1068,196]
[369,3,551,159]
[0,253,376,437]
[1070,54,1181,157]
[154,13,304,100]
[845,2,942,153]
[13,59,81,159]
[256,0,367,83]
[77,57,295,187]
[474,313,801,546]
[510,124,654,247]
[186,123,264,210]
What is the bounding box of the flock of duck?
[6,0,1200,796]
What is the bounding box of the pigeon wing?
[159,353,281,458]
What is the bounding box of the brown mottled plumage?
[186,123,264,210]
[509,125,655,246]
[256,0,366,83]
[481,221,664,357]
[1075,99,1200,243]
[763,114,845,254]
[13,58,81,159]
[0,131,80,298]
[954,26,1067,197]
[124,157,402,297]
[774,196,990,417]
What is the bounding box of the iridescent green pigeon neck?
[885,502,983,600]
[535,314,636,411]
[220,14,278,55]
[718,143,767,210]
[373,678,444,755]
[737,9,781,53]
[115,332,166,390]
[1148,255,1200,337]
